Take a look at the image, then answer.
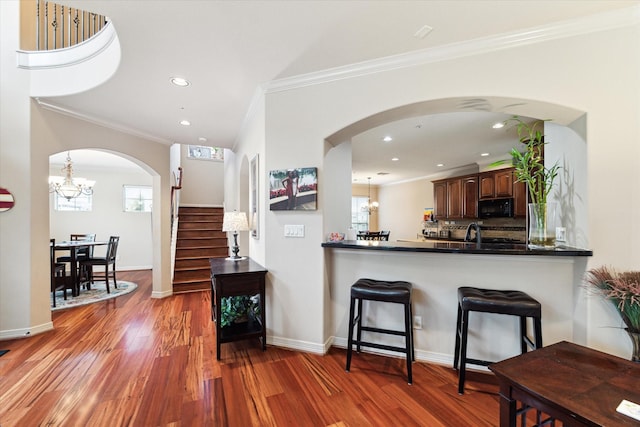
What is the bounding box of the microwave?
[478,198,514,218]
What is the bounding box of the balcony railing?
[34,0,108,51]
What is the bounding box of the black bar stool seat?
[345,278,415,384]
[454,286,542,394]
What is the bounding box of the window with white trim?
[351,196,370,231]
[123,185,152,212]
[54,193,92,211]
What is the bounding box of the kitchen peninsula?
[323,239,593,369]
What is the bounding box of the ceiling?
[45,1,636,183]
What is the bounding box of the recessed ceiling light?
[391,157,399,161]
[198,137,208,142]
[481,152,490,157]
[383,136,393,142]
[170,77,190,87]
[180,120,191,126]
[492,122,504,129]
[437,163,444,167]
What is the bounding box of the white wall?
[49,165,153,270]
[239,19,640,359]
[179,144,224,206]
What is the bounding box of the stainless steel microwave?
[478,198,514,218]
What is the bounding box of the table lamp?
[222,211,249,261]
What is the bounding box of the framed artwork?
[250,155,259,239]
[269,167,317,211]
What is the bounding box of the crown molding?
[35,98,173,145]
[264,5,640,94]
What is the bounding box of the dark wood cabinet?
[433,181,447,220]
[513,177,527,218]
[479,173,495,199]
[479,169,513,199]
[446,179,463,219]
[495,169,513,197]
[462,175,478,218]
[433,175,477,220]
[210,257,267,360]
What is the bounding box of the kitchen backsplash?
[423,218,526,242]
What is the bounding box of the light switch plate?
[284,224,305,237]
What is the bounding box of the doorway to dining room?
[49,149,154,278]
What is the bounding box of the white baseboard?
[151,289,173,299]
[0,321,54,341]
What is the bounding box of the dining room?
[48,149,153,307]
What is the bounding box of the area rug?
[51,280,138,311]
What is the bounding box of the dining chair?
[79,236,120,293]
[56,233,96,290]
[50,239,70,307]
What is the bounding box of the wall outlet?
[413,315,422,330]
[555,227,566,242]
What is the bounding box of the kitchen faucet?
[464,222,482,244]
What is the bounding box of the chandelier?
[361,177,379,215]
[48,152,95,200]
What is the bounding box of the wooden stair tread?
[173,206,226,291]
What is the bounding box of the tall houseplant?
[585,266,640,362]
[506,117,560,247]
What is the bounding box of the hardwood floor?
[0,270,501,426]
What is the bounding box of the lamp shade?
[222,211,249,232]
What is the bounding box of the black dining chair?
[56,234,96,286]
[79,236,120,293]
[50,239,70,307]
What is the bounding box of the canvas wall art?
[269,167,317,211]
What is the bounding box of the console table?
[209,257,267,360]
[489,340,640,426]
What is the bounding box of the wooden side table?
[209,257,267,360]
[489,340,640,426]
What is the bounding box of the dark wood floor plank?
[0,270,501,426]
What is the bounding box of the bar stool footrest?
[464,357,492,367]
[352,340,408,355]
[361,325,407,337]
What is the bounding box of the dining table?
[53,240,108,295]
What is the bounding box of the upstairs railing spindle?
[33,1,108,51]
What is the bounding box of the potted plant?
[220,295,260,328]
[585,266,640,362]
[505,116,561,248]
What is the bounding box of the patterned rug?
[51,280,138,311]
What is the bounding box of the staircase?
[173,207,228,293]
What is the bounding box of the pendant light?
[49,152,95,200]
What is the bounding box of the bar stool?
[453,286,542,394]
[345,278,414,384]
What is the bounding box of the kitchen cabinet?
[462,175,478,218]
[479,168,513,199]
[433,174,477,220]
[513,178,527,217]
[433,181,447,220]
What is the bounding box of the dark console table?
[209,257,267,360]
[489,340,640,426]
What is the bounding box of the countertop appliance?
[478,198,514,219]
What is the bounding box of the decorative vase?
[528,202,557,248]
[627,329,640,363]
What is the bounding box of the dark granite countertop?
[321,240,593,256]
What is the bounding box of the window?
[54,193,92,211]
[351,196,370,231]
[187,145,224,161]
[123,185,152,212]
